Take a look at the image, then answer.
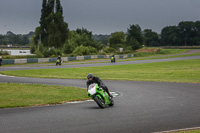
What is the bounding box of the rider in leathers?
[86,73,113,98]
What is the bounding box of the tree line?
[108,21,200,51]
[160,21,200,46]
[0,31,33,45]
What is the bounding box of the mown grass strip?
[0,83,89,108]
[1,59,200,83]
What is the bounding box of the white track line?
[0,74,16,77]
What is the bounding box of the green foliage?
[143,29,160,46]
[30,36,36,53]
[103,47,116,53]
[35,51,44,58]
[92,34,110,45]
[0,49,9,55]
[96,43,106,51]
[99,51,106,55]
[56,0,63,14]
[126,24,144,50]
[38,41,45,53]
[108,32,126,49]
[161,26,178,46]
[33,40,62,57]
[43,48,62,57]
[128,38,142,50]
[76,27,92,38]
[72,45,98,55]
[67,30,98,51]
[34,0,69,49]
[63,40,76,54]
[161,21,200,46]
[0,31,31,45]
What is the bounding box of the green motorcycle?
[87,83,114,108]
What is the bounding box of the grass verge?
[167,129,200,133]
[0,83,89,108]
[1,59,200,83]
[134,49,190,57]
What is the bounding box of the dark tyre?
[109,98,114,106]
[94,96,105,108]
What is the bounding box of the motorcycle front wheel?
[94,96,106,109]
[109,98,114,106]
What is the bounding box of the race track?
[0,56,200,133]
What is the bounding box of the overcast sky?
[0,0,200,35]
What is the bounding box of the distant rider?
[0,56,2,66]
[111,55,115,63]
[86,73,113,98]
[57,55,62,62]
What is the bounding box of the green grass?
[0,83,89,108]
[170,129,200,133]
[116,53,200,63]
[1,59,200,83]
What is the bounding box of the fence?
[1,54,134,65]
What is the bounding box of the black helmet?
[87,73,93,80]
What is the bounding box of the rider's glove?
[100,85,105,89]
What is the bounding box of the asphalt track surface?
[0,56,200,133]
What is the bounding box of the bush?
[0,49,10,55]
[99,51,106,55]
[30,43,36,54]
[35,51,44,58]
[72,45,98,55]
[43,48,62,58]
[63,41,76,54]
[103,47,116,53]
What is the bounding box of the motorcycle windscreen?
[88,83,97,95]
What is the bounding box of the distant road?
[0,55,200,71]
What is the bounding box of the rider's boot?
[108,92,113,98]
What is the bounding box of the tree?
[39,0,48,46]
[126,24,144,50]
[177,21,196,46]
[56,0,63,14]
[160,21,200,46]
[160,26,178,46]
[73,28,97,49]
[194,21,200,45]
[0,35,5,45]
[0,31,30,45]
[33,0,69,52]
[143,29,160,47]
[108,32,125,49]
[46,0,55,15]
[76,27,92,39]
